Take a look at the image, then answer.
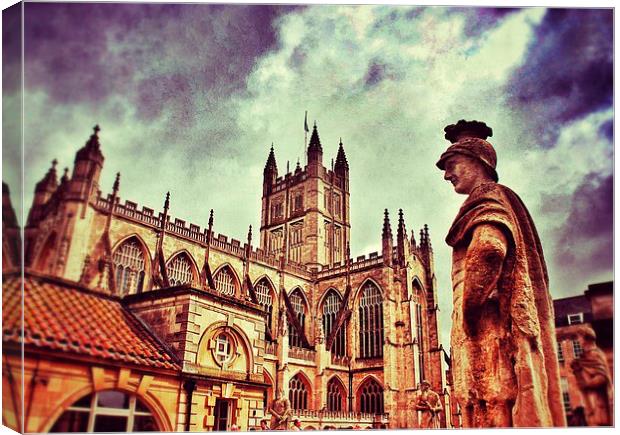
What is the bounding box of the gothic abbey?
[2,123,456,431]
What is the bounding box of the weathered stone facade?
[553,281,614,427]
[12,123,453,430]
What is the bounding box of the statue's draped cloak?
[446,183,566,427]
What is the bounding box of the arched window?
[358,379,384,415]
[288,289,306,348]
[255,278,274,332]
[322,290,346,357]
[50,390,158,432]
[289,374,310,410]
[214,266,237,297]
[113,238,146,296]
[358,282,384,358]
[167,253,194,286]
[327,377,346,412]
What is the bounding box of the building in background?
[553,281,613,426]
[3,124,454,432]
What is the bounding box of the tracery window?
[358,379,384,415]
[289,222,303,264]
[167,253,193,286]
[113,238,146,296]
[289,374,309,410]
[269,228,284,255]
[333,193,341,217]
[50,390,158,432]
[255,279,274,332]
[358,282,384,358]
[288,290,306,348]
[214,266,237,297]
[326,377,346,412]
[322,290,346,357]
[333,225,342,263]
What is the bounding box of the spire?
[410,229,417,250]
[382,209,393,266]
[397,209,406,240]
[264,144,278,175]
[382,209,393,240]
[35,159,59,193]
[307,122,323,166]
[112,172,120,197]
[424,224,432,249]
[334,137,349,173]
[247,225,253,246]
[163,191,170,212]
[75,125,104,163]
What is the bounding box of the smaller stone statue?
[415,380,443,428]
[269,389,292,430]
[570,327,613,426]
[278,308,288,337]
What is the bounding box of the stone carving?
[415,380,442,428]
[570,326,613,426]
[436,120,565,428]
[269,389,292,430]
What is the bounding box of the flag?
[304,111,309,133]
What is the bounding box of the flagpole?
[304,110,309,167]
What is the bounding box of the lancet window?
[214,266,236,297]
[322,290,346,357]
[358,282,383,359]
[326,377,346,412]
[167,253,193,286]
[358,379,384,415]
[288,290,306,348]
[113,238,146,296]
[288,374,309,410]
[255,279,274,332]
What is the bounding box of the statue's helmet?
[436,120,498,182]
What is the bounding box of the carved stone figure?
[436,120,565,428]
[415,380,442,428]
[570,327,613,426]
[269,389,292,430]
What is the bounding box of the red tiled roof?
[2,273,180,370]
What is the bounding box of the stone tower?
[259,123,350,270]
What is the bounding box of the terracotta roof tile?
[2,274,180,371]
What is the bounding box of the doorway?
[214,399,233,431]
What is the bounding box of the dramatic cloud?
[10,4,613,349]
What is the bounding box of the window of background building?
[289,223,303,264]
[289,290,307,348]
[572,339,584,359]
[322,290,346,358]
[333,193,341,217]
[50,391,158,432]
[214,267,236,297]
[358,282,384,359]
[326,377,346,412]
[358,379,384,415]
[113,238,146,295]
[567,313,584,325]
[255,279,274,332]
[289,374,309,410]
[167,253,193,286]
[560,377,571,413]
[557,340,564,365]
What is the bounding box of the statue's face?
[421,383,429,391]
[442,154,487,195]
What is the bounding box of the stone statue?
[570,327,613,426]
[415,380,442,428]
[269,388,292,430]
[436,120,565,428]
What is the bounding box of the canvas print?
[1,1,613,432]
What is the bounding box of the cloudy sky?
[3,2,613,348]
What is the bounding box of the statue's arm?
[463,224,508,335]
